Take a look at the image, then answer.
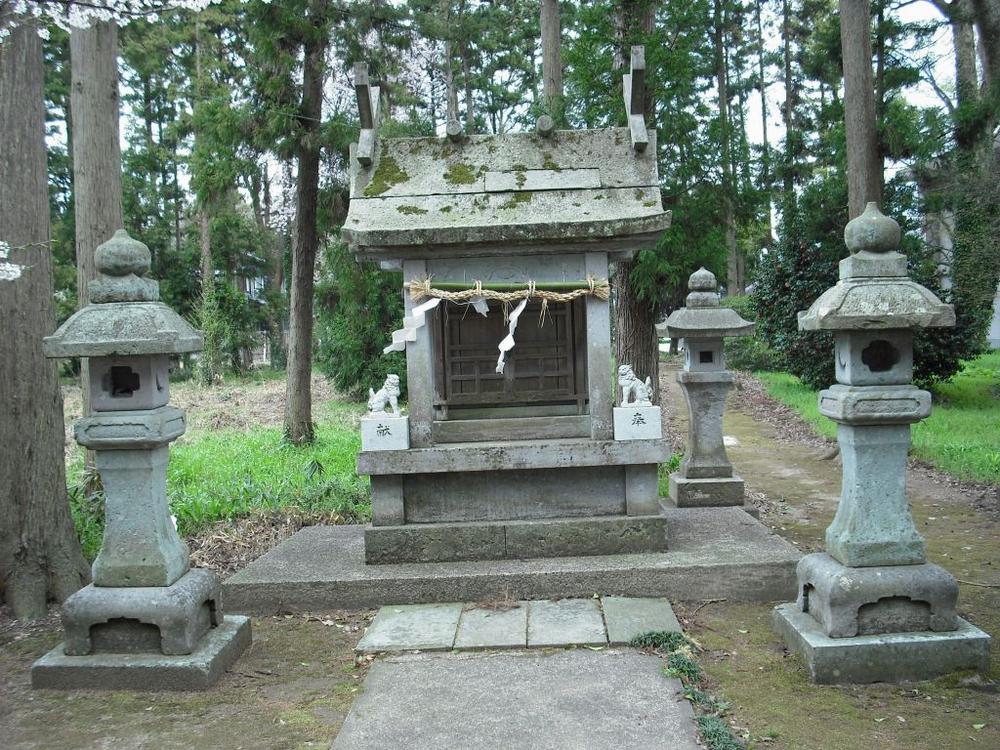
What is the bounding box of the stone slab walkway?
[356,596,681,653]
[331,649,701,750]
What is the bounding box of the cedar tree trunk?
[283,15,328,445]
[0,21,90,619]
[839,0,883,219]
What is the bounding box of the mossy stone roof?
[343,127,671,259]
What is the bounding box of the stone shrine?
[771,203,991,683]
[32,230,251,690]
[343,51,674,564]
[658,268,753,507]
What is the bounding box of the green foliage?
[664,652,702,684]
[315,239,406,399]
[753,170,844,389]
[721,295,777,373]
[630,630,690,652]
[196,278,264,384]
[168,428,369,535]
[696,716,745,750]
[758,351,1000,484]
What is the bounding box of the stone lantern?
[772,203,990,683]
[657,268,753,508]
[32,230,251,690]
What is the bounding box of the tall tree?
[70,20,124,422]
[839,0,882,218]
[611,0,658,404]
[284,0,330,445]
[540,0,563,121]
[0,19,90,619]
[713,0,739,292]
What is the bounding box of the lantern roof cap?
[798,204,955,332]
[657,267,755,339]
[44,230,203,358]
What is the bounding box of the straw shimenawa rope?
[407,276,610,305]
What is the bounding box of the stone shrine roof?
[343,127,672,260]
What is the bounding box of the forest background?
[34,0,1000,403]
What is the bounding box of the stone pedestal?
[772,203,990,683]
[613,405,662,440]
[668,474,744,508]
[361,415,410,451]
[32,229,250,690]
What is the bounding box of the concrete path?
[356,597,681,653]
[332,649,701,750]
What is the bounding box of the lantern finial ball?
[844,202,901,255]
[95,229,151,278]
[688,267,717,292]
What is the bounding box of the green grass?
[68,401,370,560]
[757,351,1000,484]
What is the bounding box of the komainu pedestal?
[31,230,250,691]
[771,204,991,684]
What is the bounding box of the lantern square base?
[771,603,990,684]
[31,615,251,691]
[667,474,744,508]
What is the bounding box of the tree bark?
[971,0,1000,90]
[714,0,740,294]
[70,21,123,429]
[540,0,563,121]
[755,0,774,247]
[0,21,90,619]
[612,0,659,404]
[283,11,328,445]
[839,0,883,219]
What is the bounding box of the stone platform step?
[365,512,668,564]
[222,507,800,614]
[355,597,681,653]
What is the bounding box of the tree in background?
[0,16,90,619]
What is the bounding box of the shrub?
[315,239,407,399]
[721,295,777,372]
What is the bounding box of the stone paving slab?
[331,649,701,750]
[454,604,527,649]
[527,599,607,647]
[223,507,801,614]
[602,596,682,645]
[355,603,462,653]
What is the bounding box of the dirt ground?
[3,366,995,749]
[1,610,374,750]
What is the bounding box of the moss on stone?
[363,156,409,197]
[397,205,428,215]
[542,151,562,171]
[499,192,533,210]
[644,200,659,208]
[444,162,479,185]
[439,205,454,213]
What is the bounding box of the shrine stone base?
[364,512,669,564]
[223,507,801,614]
[31,615,251,691]
[772,603,991,684]
[667,473,745,507]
